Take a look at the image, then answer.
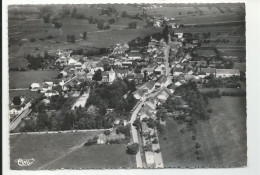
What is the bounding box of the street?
[10,102,32,131]
[130,101,144,168]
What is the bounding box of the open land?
[159,97,247,167]
[44,144,135,169]
[10,131,104,170]
[9,70,59,89]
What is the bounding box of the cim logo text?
[15,158,35,166]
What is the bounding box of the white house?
[216,69,240,78]
[45,90,59,98]
[31,83,40,91]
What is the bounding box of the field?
[9,90,43,101]
[10,132,135,170]
[10,131,103,170]
[9,70,60,89]
[146,4,244,25]
[45,144,135,169]
[159,96,247,167]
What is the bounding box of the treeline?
[71,47,110,57]
[172,82,209,120]
[86,80,137,115]
[25,51,55,70]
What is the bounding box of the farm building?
[216,69,240,78]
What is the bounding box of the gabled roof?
[157,75,167,84]
[201,68,216,74]
[216,69,240,75]
[145,80,156,90]
[115,69,128,74]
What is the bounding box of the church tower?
[109,68,116,83]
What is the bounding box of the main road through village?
[130,34,171,168]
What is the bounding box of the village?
[9,24,244,168]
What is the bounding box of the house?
[93,62,104,72]
[127,53,142,60]
[86,72,94,80]
[31,83,40,91]
[145,96,158,109]
[142,67,154,75]
[122,61,132,68]
[9,105,24,115]
[102,71,109,82]
[45,90,59,98]
[97,134,107,144]
[216,69,240,78]
[201,68,216,76]
[114,60,123,67]
[113,43,129,55]
[41,83,52,93]
[133,89,146,100]
[175,32,183,38]
[157,88,171,101]
[115,69,129,78]
[155,75,168,88]
[134,73,144,85]
[142,80,156,93]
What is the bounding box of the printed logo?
[15,158,35,166]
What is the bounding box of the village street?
[130,100,145,168]
[10,102,31,131]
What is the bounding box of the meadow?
[9,70,60,89]
[44,144,135,169]
[159,96,247,167]
[10,131,104,170]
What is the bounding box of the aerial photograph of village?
[8,3,246,169]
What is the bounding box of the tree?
[128,21,137,29]
[13,96,21,105]
[163,25,169,42]
[82,31,87,40]
[92,69,102,81]
[126,143,139,155]
[104,130,111,136]
[53,22,62,29]
[133,119,142,130]
[121,11,128,17]
[43,14,51,23]
[147,118,156,128]
[36,112,49,131]
[108,18,115,24]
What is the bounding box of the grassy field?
[10,131,104,170]
[9,70,60,89]
[9,90,43,101]
[45,144,135,169]
[159,96,247,167]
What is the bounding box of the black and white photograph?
[2,1,259,174]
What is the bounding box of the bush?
[154,149,161,153]
[84,137,98,146]
[29,37,36,42]
[103,130,111,136]
[207,109,213,113]
[152,139,158,144]
[126,143,139,155]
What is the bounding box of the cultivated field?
[9,70,60,89]
[44,144,135,169]
[10,131,104,170]
[159,96,247,167]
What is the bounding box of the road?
[71,88,90,110]
[10,102,32,131]
[164,34,172,76]
[130,100,144,168]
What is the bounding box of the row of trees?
[25,51,55,70]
